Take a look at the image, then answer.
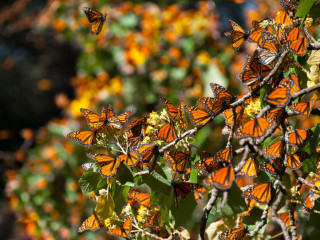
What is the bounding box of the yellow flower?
[196,51,211,65]
[137,205,149,222]
[121,203,132,216]
[129,47,146,66]
[244,98,261,118]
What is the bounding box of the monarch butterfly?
[262,140,285,158]
[275,10,294,27]
[278,212,297,226]
[80,108,106,131]
[257,39,281,65]
[305,191,319,209]
[238,157,259,177]
[161,98,187,129]
[289,98,316,117]
[82,7,107,35]
[280,0,298,14]
[280,73,300,95]
[203,165,235,190]
[128,189,150,208]
[132,144,159,164]
[118,110,133,125]
[127,116,147,144]
[143,211,161,230]
[171,181,202,205]
[247,20,265,43]
[198,98,228,118]
[214,147,233,164]
[242,182,274,204]
[194,187,205,201]
[153,121,177,143]
[164,151,188,173]
[259,162,278,176]
[87,153,121,178]
[266,79,293,107]
[78,211,104,232]
[67,130,96,147]
[224,20,249,50]
[210,83,235,103]
[238,52,272,86]
[193,156,221,175]
[185,105,212,127]
[117,150,140,167]
[236,118,274,138]
[82,162,95,171]
[286,152,309,170]
[221,106,244,134]
[265,107,285,125]
[107,214,133,238]
[285,26,309,56]
[219,227,248,240]
[101,105,123,130]
[288,129,312,147]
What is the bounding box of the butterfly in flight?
[82,7,107,35]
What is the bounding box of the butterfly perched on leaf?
[128,189,150,208]
[78,211,104,232]
[224,20,249,50]
[219,227,248,240]
[107,214,133,238]
[87,153,121,178]
[67,130,96,147]
[242,182,274,204]
[203,165,235,190]
[82,7,107,35]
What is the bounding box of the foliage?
[5,0,320,240]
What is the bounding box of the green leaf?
[119,13,139,28]
[141,172,171,195]
[170,193,197,228]
[295,0,315,19]
[79,170,102,195]
[189,167,198,184]
[260,86,268,109]
[112,181,127,214]
[309,3,320,20]
[181,37,195,54]
[116,164,134,186]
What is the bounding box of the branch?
[297,177,320,191]
[308,42,320,50]
[291,82,320,99]
[249,204,270,237]
[200,188,219,240]
[289,208,298,240]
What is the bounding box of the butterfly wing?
[78,212,102,232]
[185,105,212,126]
[161,97,178,121]
[219,227,247,240]
[87,153,120,178]
[67,130,95,147]
[80,108,105,130]
[239,157,259,177]
[225,20,248,49]
[204,165,235,190]
[236,118,274,138]
[154,122,177,143]
[118,110,133,125]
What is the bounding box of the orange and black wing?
[236,118,274,138]
[193,156,221,175]
[87,153,120,178]
[185,105,212,127]
[143,211,161,230]
[275,10,293,27]
[210,83,234,103]
[102,105,123,129]
[160,97,178,121]
[286,152,309,170]
[238,157,258,177]
[224,20,248,50]
[248,182,274,204]
[288,129,311,147]
[203,165,235,190]
[82,7,106,35]
[78,212,103,232]
[219,227,248,240]
[265,79,293,107]
[80,108,105,130]
[67,130,96,147]
[198,98,226,117]
[289,99,315,117]
[117,151,140,167]
[262,140,285,158]
[154,122,177,143]
[214,147,233,164]
[107,214,133,238]
[259,162,278,176]
[164,151,188,173]
[118,110,133,125]
[128,189,150,208]
[131,144,159,163]
[171,181,202,199]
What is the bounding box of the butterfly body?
[82,7,107,35]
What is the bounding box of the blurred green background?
[1,0,317,239]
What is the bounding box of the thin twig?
[249,204,270,237]
[200,188,219,240]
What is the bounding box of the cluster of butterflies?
[72,0,320,239]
